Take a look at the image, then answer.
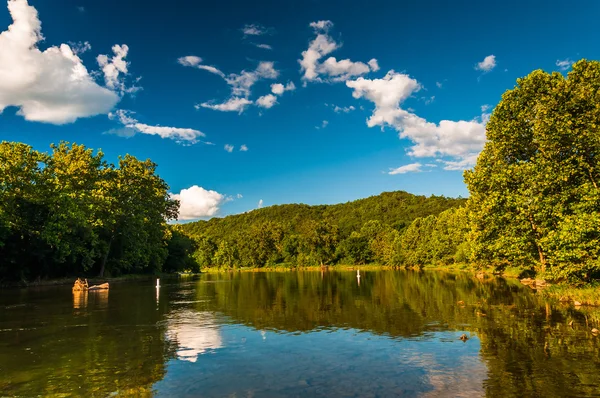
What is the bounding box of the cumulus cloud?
[299,21,378,84]
[177,55,225,78]
[347,70,487,169]
[224,144,234,153]
[256,93,277,109]
[271,81,296,95]
[107,109,205,144]
[97,44,140,95]
[257,199,264,208]
[199,97,252,113]
[0,0,124,124]
[171,186,225,220]
[389,163,422,175]
[309,20,334,31]
[368,59,380,72]
[240,144,248,152]
[475,55,496,72]
[556,58,574,71]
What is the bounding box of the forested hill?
[180,191,465,240]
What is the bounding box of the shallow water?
[1,270,599,397]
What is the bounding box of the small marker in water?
[156,278,160,288]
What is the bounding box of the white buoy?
[357,269,361,286]
[156,278,160,288]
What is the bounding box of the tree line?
[0,142,191,282]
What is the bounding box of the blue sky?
[1,0,599,220]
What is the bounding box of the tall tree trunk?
[529,214,546,273]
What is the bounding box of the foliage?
[0,141,182,282]
[465,59,600,281]
[178,191,464,269]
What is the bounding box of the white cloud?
[226,61,278,97]
[177,56,225,78]
[475,55,496,72]
[224,144,234,153]
[97,44,139,95]
[309,20,334,31]
[389,163,422,175]
[368,59,380,72]
[556,58,574,71]
[347,70,487,169]
[240,144,248,151]
[320,57,373,81]
[299,21,378,83]
[481,104,490,112]
[271,81,296,95]
[199,97,252,113]
[423,96,435,105]
[70,41,91,55]
[254,43,272,50]
[108,109,205,144]
[316,120,328,129]
[256,93,277,109]
[130,124,204,143]
[236,193,243,199]
[171,186,225,220]
[257,199,264,208]
[242,24,268,36]
[333,105,355,113]
[0,0,123,124]
[299,21,340,82]
[436,81,443,88]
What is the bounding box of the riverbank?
[0,273,187,289]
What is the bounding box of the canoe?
[88,283,109,291]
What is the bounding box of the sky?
[1,0,599,221]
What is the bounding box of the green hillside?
[176,191,466,268]
[180,191,465,240]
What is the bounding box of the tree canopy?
[466,59,600,282]
[0,141,183,282]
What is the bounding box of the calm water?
[1,270,600,397]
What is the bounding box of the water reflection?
[166,310,223,362]
[189,270,600,397]
[2,271,600,397]
[73,290,109,311]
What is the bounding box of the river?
[1,270,599,397]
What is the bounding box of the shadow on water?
[1,270,600,397]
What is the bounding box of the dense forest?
[2,59,600,284]
[177,191,465,269]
